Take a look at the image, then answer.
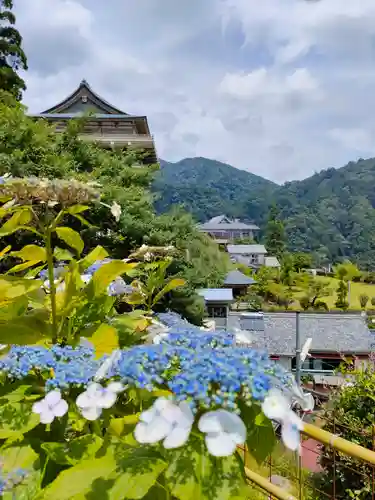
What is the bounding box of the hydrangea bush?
[0,177,311,499]
[0,312,311,499]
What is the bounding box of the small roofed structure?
[30,80,157,163]
[198,215,260,242]
[227,244,267,269]
[197,288,234,330]
[223,270,256,298]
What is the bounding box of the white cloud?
[12,0,375,182]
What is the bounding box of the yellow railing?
[243,422,375,499]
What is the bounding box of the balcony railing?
[79,133,155,148]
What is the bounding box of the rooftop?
[228,312,373,355]
[199,215,260,232]
[227,244,267,254]
[197,288,234,302]
[224,270,256,286]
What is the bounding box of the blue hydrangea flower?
[86,259,112,275]
[0,467,28,494]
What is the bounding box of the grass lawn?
[293,276,375,310]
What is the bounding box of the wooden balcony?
[78,133,157,162]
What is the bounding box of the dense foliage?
[0,96,229,323]
[0,0,27,100]
[318,366,375,499]
[155,157,375,268]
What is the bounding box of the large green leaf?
[240,403,276,464]
[0,403,40,439]
[7,259,43,274]
[79,245,109,271]
[0,276,43,302]
[152,278,186,306]
[10,245,47,262]
[91,260,136,296]
[1,443,41,500]
[109,448,167,500]
[0,245,11,259]
[165,439,247,500]
[90,323,119,358]
[41,455,117,500]
[55,227,84,255]
[0,317,47,344]
[67,204,90,215]
[42,435,103,466]
[54,247,74,261]
[0,208,33,236]
[0,295,28,320]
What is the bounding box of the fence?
[239,410,375,499]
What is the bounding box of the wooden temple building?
[30,80,157,163]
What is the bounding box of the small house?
[223,270,256,298]
[197,288,234,329]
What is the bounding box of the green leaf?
[0,443,41,500]
[0,403,40,439]
[0,276,43,300]
[41,455,117,500]
[0,245,11,259]
[25,263,47,278]
[67,204,90,215]
[241,403,276,464]
[10,245,47,262]
[153,278,185,305]
[79,245,109,271]
[108,415,140,438]
[7,259,43,274]
[55,227,84,255]
[90,323,119,358]
[0,317,47,344]
[0,208,32,236]
[0,295,28,320]
[91,260,136,296]
[42,435,103,466]
[109,448,167,500]
[54,247,74,261]
[0,385,33,403]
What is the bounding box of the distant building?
[227,244,280,269]
[30,79,157,163]
[197,288,234,329]
[198,215,260,242]
[223,270,256,298]
[228,311,373,390]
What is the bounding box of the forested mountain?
[153,157,375,268]
[153,158,276,225]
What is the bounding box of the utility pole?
[295,311,301,387]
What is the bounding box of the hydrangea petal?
[163,425,191,449]
[205,432,236,457]
[262,389,290,421]
[139,407,157,424]
[80,406,102,421]
[216,410,246,443]
[39,409,55,424]
[107,382,124,394]
[44,390,62,406]
[198,412,223,434]
[135,416,172,444]
[97,390,117,409]
[178,402,194,427]
[281,413,303,452]
[53,399,69,417]
[32,401,47,415]
[76,392,94,409]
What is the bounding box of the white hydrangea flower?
[111,201,122,222]
[152,333,169,344]
[198,409,246,457]
[262,389,303,452]
[134,397,194,449]
[76,382,124,421]
[32,390,68,424]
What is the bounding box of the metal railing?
[241,417,375,499]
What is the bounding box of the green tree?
[264,205,286,260]
[335,279,349,310]
[334,260,362,282]
[0,0,27,100]
[0,96,229,322]
[297,274,331,310]
[291,252,312,272]
[359,294,369,310]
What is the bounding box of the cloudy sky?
[13,0,375,183]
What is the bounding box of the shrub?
[359,294,369,309]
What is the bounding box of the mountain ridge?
[153,156,375,268]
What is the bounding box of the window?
[292,357,343,372]
[207,306,227,318]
